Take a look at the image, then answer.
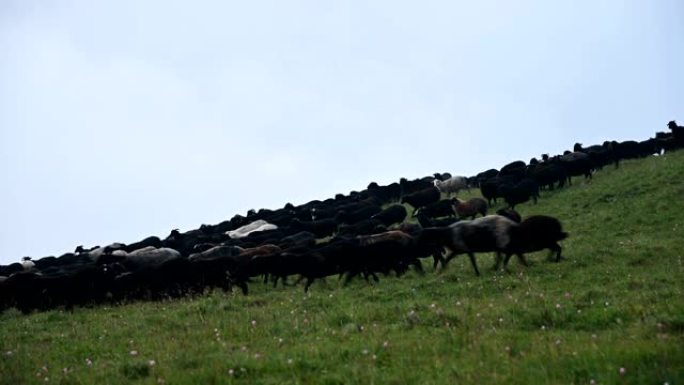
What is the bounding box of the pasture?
[1,151,683,385]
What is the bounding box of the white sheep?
[433,176,469,196]
[20,257,35,271]
[226,220,278,239]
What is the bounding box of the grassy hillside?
[1,151,683,385]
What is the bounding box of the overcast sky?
[1,0,682,264]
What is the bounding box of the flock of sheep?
[0,121,682,313]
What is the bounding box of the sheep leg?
[492,252,503,271]
[411,259,425,274]
[467,252,480,276]
[442,251,456,267]
[503,252,514,269]
[432,253,442,270]
[304,277,314,292]
[516,253,529,267]
[343,271,355,286]
[549,243,562,262]
[235,281,249,295]
[362,271,371,282]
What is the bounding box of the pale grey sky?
[1,0,682,264]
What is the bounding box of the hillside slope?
[1,151,683,385]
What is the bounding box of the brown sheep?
[452,198,488,219]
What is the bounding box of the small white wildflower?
[129,350,139,356]
[228,369,234,376]
[148,360,156,367]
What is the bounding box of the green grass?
[2,152,684,385]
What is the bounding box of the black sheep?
[527,162,567,190]
[400,187,441,210]
[496,208,521,223]
[278,231,317,249]
[414,199,456,219]
[337,205,383,225]
[473,169,499,187]
[668,120,684,147]
[498,178,540,209]
[479,175,518,206]
[414,212,459,228]
[498,160,527,180]
[337,218,386,236]
[558,152,593,184]
[366,182,402,203]
[371,204,408,226]
[399,177,434,196]
[289,218,338,238]
[417,215,518,275]
[501,215,568,268]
